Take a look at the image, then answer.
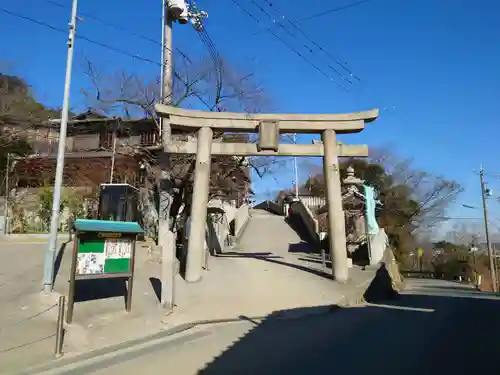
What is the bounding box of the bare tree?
[80,55,271,119]
[444,222,484,246]
[370,148,463,232]
[80,53,279,234]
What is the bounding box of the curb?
[337,278,373,307]
[10,280,373,375]
[0,237,70,244]
[10,309,341,375]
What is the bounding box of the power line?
[2,8,161,66]
[43,0,192,61]
[228,0,348,91]
[43,0,220,106]
[197,26,224,110]
[252,0,351,83]
[258,0,359,82]
[1,7,211,109]
[297,0,373,23]
[44,0,160,45]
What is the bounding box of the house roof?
[71,108,108,120]
[0,114,56,129]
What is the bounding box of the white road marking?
[366,303,435,313]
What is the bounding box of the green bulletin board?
[67,219,144,324]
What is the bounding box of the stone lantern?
[342,166,367,255]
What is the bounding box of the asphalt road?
[74,278,500,375]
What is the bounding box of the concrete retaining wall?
[368,228,388,266]
[234,204,250,240]
[363,247,405,303]
[205,200,252,252]
[289,200,319,244]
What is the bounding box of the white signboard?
[77,253,105,275]
[104,239,132,259]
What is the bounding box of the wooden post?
[126,237,136,312]
[66,233,79,324]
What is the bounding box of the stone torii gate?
[155,104,379,283]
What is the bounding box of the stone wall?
[289,200,319,244]
[4,186,96,233]
[234,204,250,240]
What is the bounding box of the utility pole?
[494,242,498,286]
[109,131,117,183]
[471,234,478,265]
[161,0,174,142]
[480,166,498,292]
[293,133,299,199]
[3,153,10,234]
[158,0,175,310]
[43,0,79,293]
[159,0,206,307]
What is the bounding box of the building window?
[140,131,158,146]
[99,131,114,150]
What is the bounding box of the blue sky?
[2,0,500,232]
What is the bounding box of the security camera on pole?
[162,1,208,115]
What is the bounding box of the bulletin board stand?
[66,219,144,324]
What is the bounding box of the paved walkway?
[234,209,365,287]
[0,210,376,374]
[61,278,500,375]
[237,209,312,255]
[0,243,61,372]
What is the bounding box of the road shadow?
[416,284,487,296]
[218,251,332,280]
[149,277,161,303]
[364,263,399,302]
[52,240,71,285]
[298,255,332,269]
[287,241,313,253]
[419,284,477,292]
[197,280,500,375]
[285,212,314,245]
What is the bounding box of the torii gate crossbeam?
[155,104,379,283]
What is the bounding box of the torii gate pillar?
[322,129,348,282]
[185,127,213,282]
[155,104,379,283]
